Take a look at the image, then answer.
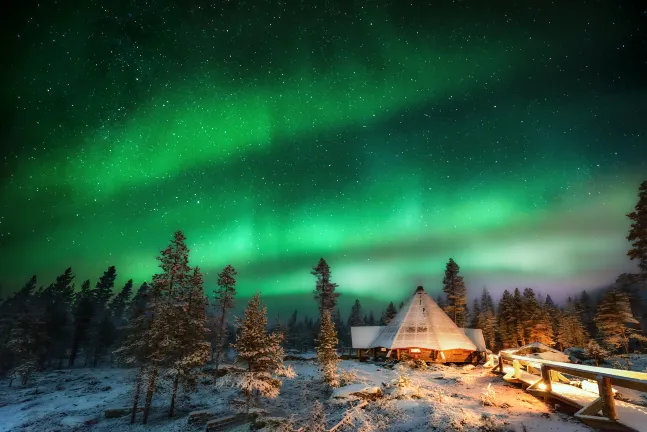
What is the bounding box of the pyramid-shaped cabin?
[350,286,486,363]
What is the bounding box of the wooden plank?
[575,397,604,417]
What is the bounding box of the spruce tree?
[286,310,300,350]
[479,288,497,350]
[497,290,518,348]
[213,264,237,378]
[69,280,94,367]
[383,302,398,325]
[305,400,327,432]
[367,311,376,326]
[348,299,363,327]
[227,293,292,410]
[5,276,39,385]
[40,267,75,369]
[595,288,647,353]
[316,310,340,387]
[442,258,467,326]
[312,258,340,315]
[512,288,525,346]
[470,298,481,328]
[556,298,588,350]
[114,282,151,424]
[332,309,346,346]
[168,266,210,417]
[627,180,647,280]
[109,279,133,329]
[142,230,192,424]
[399,301,405,311]
[89,266,117,366]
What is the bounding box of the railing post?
[540,364,552,400]
[513,360,521,379]
[597,375,618,421]
[498,354,504,373]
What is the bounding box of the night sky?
[1,1,645,313]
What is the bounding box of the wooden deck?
[493,353,647,432]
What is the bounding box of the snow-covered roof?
[461,328,487,351]
[351,326,385,349]
[364,286,477,351]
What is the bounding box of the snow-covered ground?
[0,359,602,432]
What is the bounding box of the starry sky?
[1,0,645,313]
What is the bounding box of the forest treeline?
[0,180,645,421]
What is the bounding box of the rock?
[100,386,112,392]
[104,407,143,419]
[206,413,247,431]
[187,409,224,426]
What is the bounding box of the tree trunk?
[169,375,180,418]
[142,365,158,424]
[214,309,227,380]
[131,365,145,424]
[69,338,79,367]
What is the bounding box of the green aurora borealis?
[1,1,645,311]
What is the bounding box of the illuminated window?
[380,348,387,352]
[410,348,421,353]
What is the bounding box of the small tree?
[595,288,647,353]
[213,264,237,378]
[584,340,609,366]
[304,400,327,432]
[627,180,647,280]
[69,280,94,367]
[226,293,293,410]
[316,310,339,387]
[442,258,467,327]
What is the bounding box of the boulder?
[206,413,247,431]
[104,407,143,419]
[187,409,223,426]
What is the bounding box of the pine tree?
[142,230,192,424]
[367,311,376,326]
[331,309,346,346]
[5,276,39,385]
[595,288,647,353]
[528,304,555,346]
[348,299,363,327]
[304,400,327,432]
[577,290,596,338]
[312,258,340,315]
[69,280,93,367]
[512,288,525,346]
[227,293,292,410]
[316,310,339,387]
[114,282,151,424]
[40,267,75,369]
[286,310,300,350]
[469,298,481,328]
[399,301,405,311]
[89,266,117,366]
[168,266,210,417]
[213,264,237,378]
[383,302,397,325]
[556,298,588,350]
[442,258,467,326]
[109,279,133,329]
[479,288,497,350]
[627,180,647,280]
[497,290,518,348]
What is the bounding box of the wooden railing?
[494,351,647,432]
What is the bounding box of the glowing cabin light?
[410,348,421,353]
[537,383,547,391]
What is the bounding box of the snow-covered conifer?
[595,288,647,353]
[213,264,237,377]
[348,299,363,327]
[627,180,647,279]
[304,399,327,432]
[383,302,397,325]
[316,310,339,387]
[226,293,293,410]
[442,258,467,327]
